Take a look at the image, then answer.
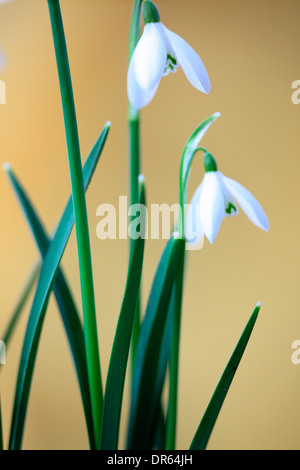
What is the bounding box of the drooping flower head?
[127,0,210,110]
[185,152,269,249]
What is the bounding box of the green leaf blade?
[5,161,95,448]
[47,1,104,444]
[8,123,109,450]
[179,112,220,219]
[180,112,221,191]
[100,175,146,450]
[190,302,261,450]
[127,234,185,450]
[1,260,41,350]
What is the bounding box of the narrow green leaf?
[128,0,143,373]
[100,175,146,450]
[128,0,143,61]
[8,123,110,450]
[5,166,94,448]
[148,285,178,450]
[190,302,261,450]
[127,234,185,450]
[128,118,141,373]
[179,113,220,223]
[152,403,166,451]
[145,282,183,451]
[180,112,220,194]
[165,251,185,450]
[47,0,103,445]
[1,259,41,350]
[128,0,143,123]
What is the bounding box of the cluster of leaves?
[1,131,260,450]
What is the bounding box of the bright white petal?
[163,25,210,94]
[131,23,167,92]
[199,172,225,243]
[127,57,159,109]
[222,175,269,231]
[185,183,204,248]
[215,171,238,218]
[155,23,179,76]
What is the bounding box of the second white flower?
[185,153,269,248]
[127,1,210,110]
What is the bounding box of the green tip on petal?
[225,202,237,215]
[204,152,218,172]
[143,0,160,24]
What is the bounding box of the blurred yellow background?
[0,0,299,450]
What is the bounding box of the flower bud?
[143,1,160,24]
[203,152,218,172]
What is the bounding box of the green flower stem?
[128,0,143,63]
[166,248,185,450]
[178,113,221,238]
[129,117,141,369]
[47,0,102,447]
[128,0,143,368]
[178,146,208,239]
[167,114,220,449]
[128,114,140,211]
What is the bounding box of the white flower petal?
[199,172,225,243]
[185,183,204,248]
[163,25,210,94]
[216,171,238,218]
[155,23,179,76]
[131,23,167,92]
[222,175,269,231]
[127,57,159,109]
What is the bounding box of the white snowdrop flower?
[185,152,269,248]
[127,0,210,110]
